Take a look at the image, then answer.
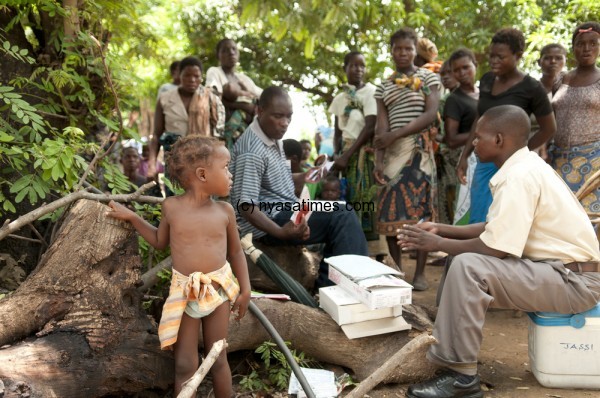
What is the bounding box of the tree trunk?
[0,199,173,397]
[220,299,437,383]
[0,199,436,397]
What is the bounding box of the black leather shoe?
[406,371,483,398]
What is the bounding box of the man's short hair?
[481,105,530,142]
[216,38,235,54]
[258,86,289,109]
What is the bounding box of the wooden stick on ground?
[138,256,172,291]
[177,339,228,398]
[345,333,437,398]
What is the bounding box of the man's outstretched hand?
[397,223,442,252]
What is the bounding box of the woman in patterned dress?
[373,28,441,291]
[551,21,600,217]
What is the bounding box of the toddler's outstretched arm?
[106,200,170,250]
[221,202,251,320]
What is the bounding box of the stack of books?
[319,255,413,339]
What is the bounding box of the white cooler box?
[528,302,600,389]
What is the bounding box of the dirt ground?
[365,253,600,398]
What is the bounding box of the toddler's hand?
[105,200,135,221]
[232,290,250,320]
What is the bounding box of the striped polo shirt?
[231,118,297,238]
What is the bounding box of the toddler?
[107,135,251,397]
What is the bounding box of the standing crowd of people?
[106,21,599,398]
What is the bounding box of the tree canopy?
[0,0,598,218]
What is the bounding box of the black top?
[478,72,552,117]
[444,88,478,134]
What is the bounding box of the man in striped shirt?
[231,86,368,288]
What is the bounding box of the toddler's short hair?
[167,136,223,188]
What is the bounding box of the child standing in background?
[107,136,251,397]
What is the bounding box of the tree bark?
[0,199,173,397]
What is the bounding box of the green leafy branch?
[240,340,318,392]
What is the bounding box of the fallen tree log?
[0,199,173,397]
[216,299,438,383]
[0,199,437,397]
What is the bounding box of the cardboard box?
[341,316,411,339]
[319,286,402,325]
[326,255,412,310]
[528,303,600,389]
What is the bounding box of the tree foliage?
[1,0,598,218]
[192,0,600,104]
[0,1,151,217]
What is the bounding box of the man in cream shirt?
[398,105,600,398]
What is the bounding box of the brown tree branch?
[28,223,48,247]
[138,256,172,292]
[345,333,437,398]
[279,77,333,103]
[75,34,124,190]
[7,234,43,244]
[0,182,162,242]
[62,0,80,39]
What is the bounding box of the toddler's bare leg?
[202,301,232,398]
[173,313,201,396]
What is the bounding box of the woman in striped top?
[373,28,441,291]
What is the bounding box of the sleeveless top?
[158,88,188,136]
[552,80,600,148]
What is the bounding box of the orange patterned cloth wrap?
[158,262,239,350]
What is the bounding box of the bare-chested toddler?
[107,135,251,397]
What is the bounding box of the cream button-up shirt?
[479,147,600,263]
